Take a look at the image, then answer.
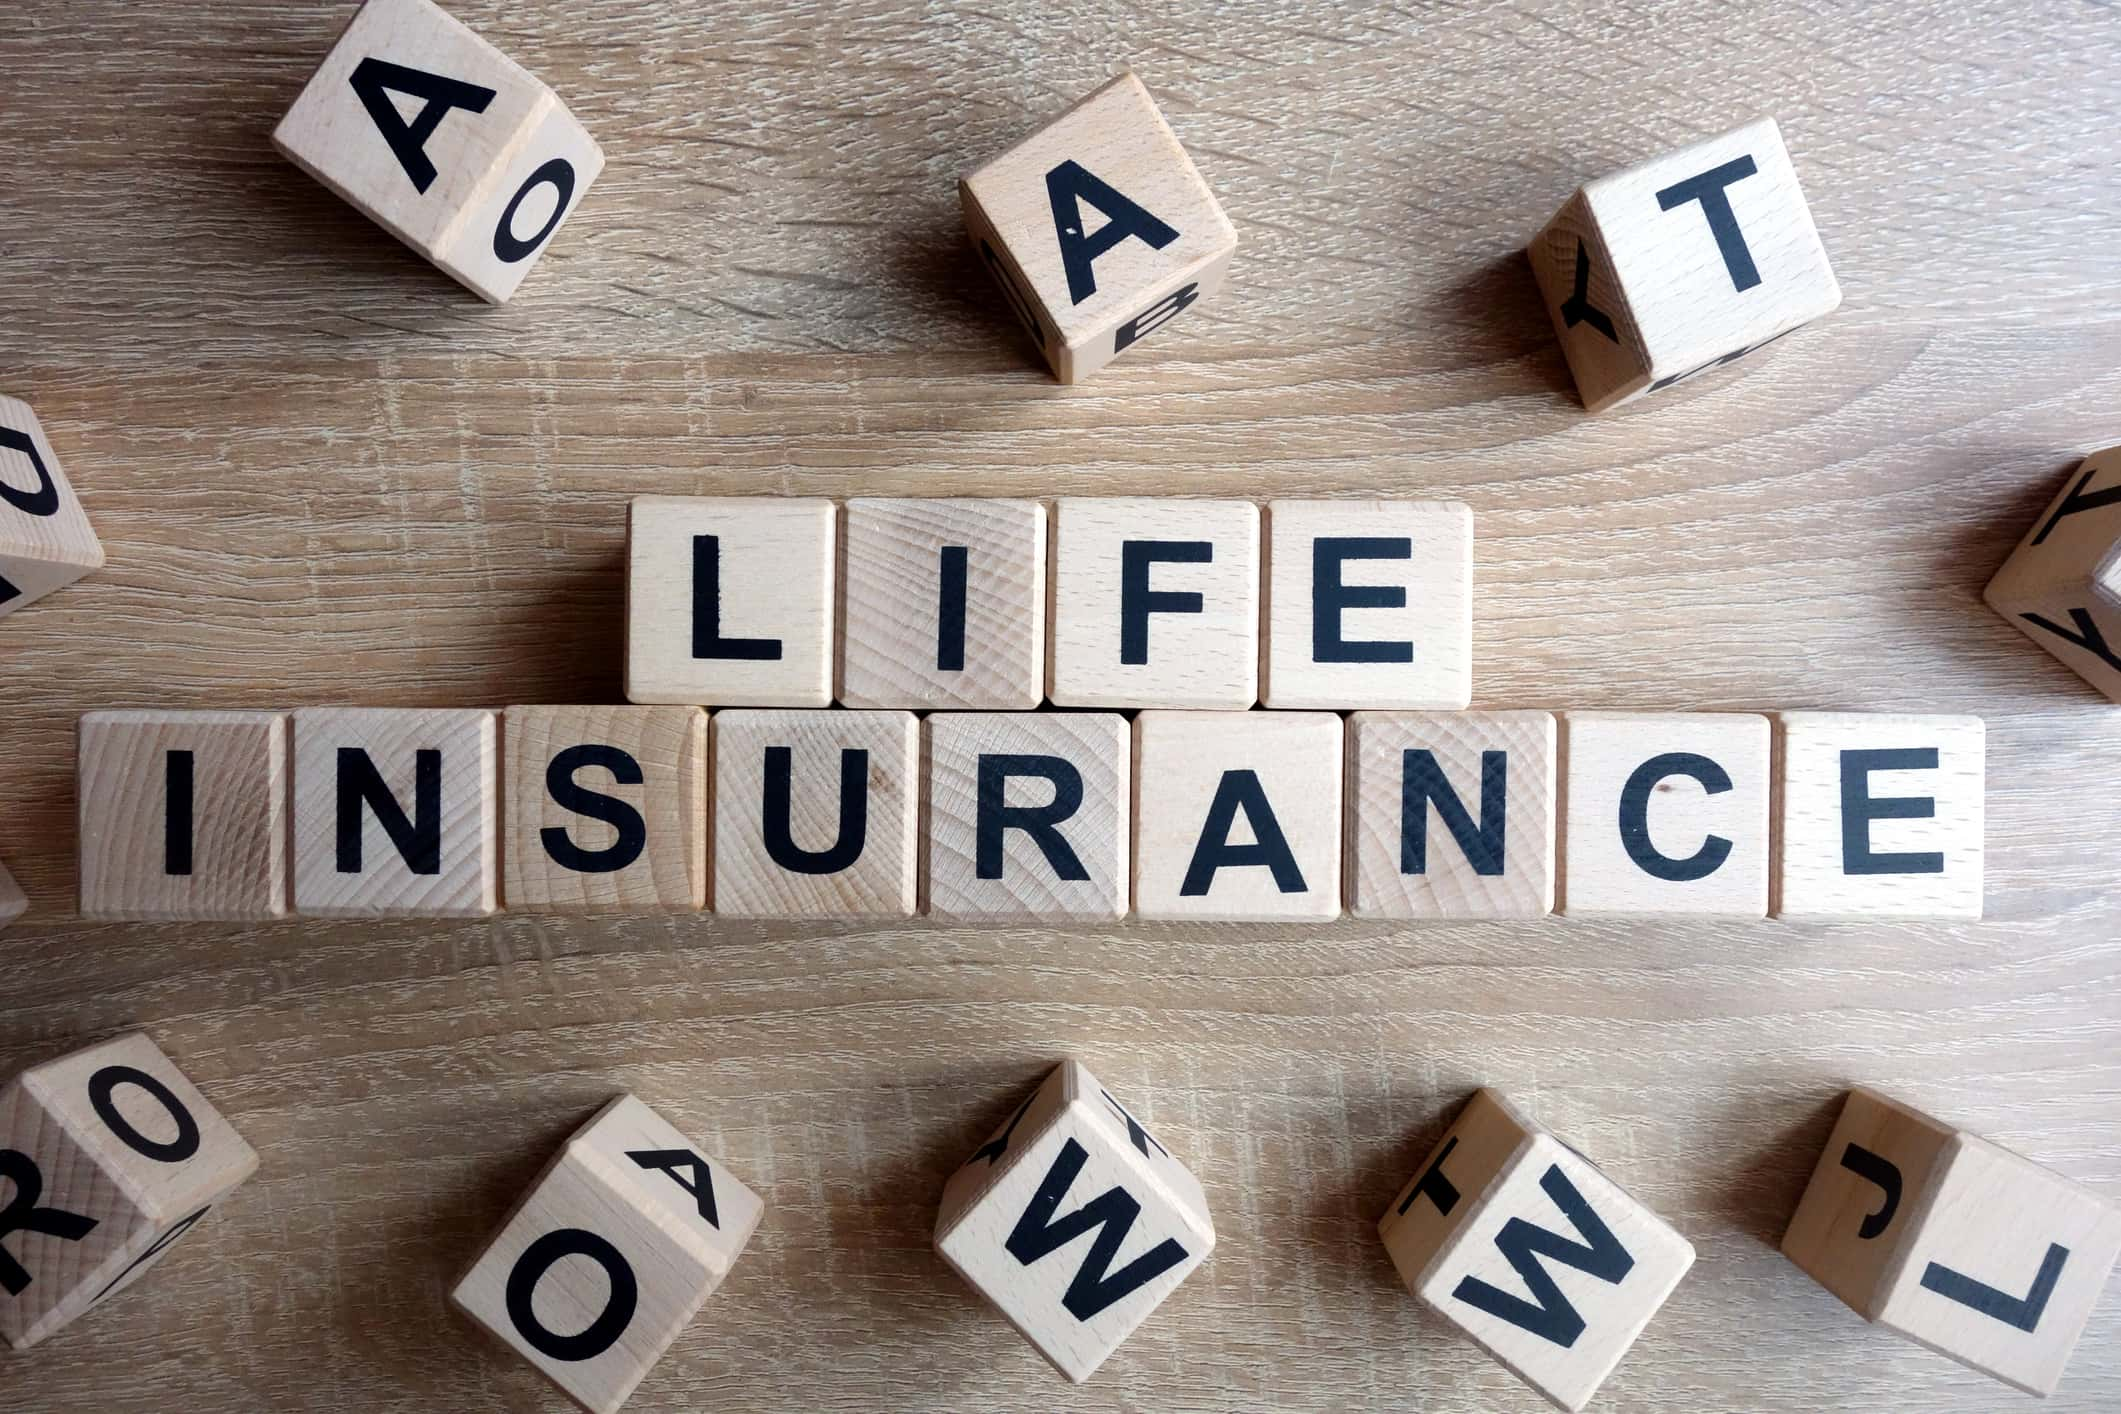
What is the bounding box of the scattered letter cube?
[0,858,24,931]
[1984,446,2121,701]
[0,395,103,623]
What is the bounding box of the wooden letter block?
[1348,711,1556,920]
[1984,446,2121,701]
[1263,500,1473,710]
[272,0,603,303]
[935,1060,1213,1382]
[504,706,706,913]
[1050,498,1258,709]
[1774,712,1984,919]
[1781,1088,2121,1395]
[1560,712,1770,918]
[961,73,1236,383]
[1527,117,1840,413]
[840,498,1046,710]
[453,1095,762,1413]
[291,707,497,916]
[1132,710,1342,922]
[0,1033,258,1350]
[1379,1089,1694,1412]
[626,497,837,708]
[712,709,917,918]
[0,858,25,932]
[925,711,1129,922]
[0,394,103,622]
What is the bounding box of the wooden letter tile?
[0,394,103,622]
[1984,446,2121,701]
[0,858,25,932]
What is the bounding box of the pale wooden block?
[0,1032,258,1350]
[1132,709,1342,922]
[712,709,918,918]
[1262,500,1473,710]
[0,394,104,622]
[1983,446,2121,702]
[839,498,1046,710]
[1774,712,1985,919]
[271,0,603,303]
[503,706,707,914]
[1527,117,1840,413]
[934,1059,1213,1383]
[625,497,837,708]
[1347,711,1556,920]
[1559,712,1770,918]
[0,858,24,931]
[453,1095,762,1413]
[1049,498,1258,709]
[961,72,1236,383]
[290,707,497,916]
[924,711,1130,922]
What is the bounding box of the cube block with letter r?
[1984,445,2121,702]
[0,394,104,623]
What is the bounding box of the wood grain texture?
[2,0,2120,1407]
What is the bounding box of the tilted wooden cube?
[0,857,24,931]
[0,1033,258,1350]
[935,1059,1213,1382]
[0,394,104,623]
[1782,1087,2121,1396]
[1984,446,2121,701]
[1379,1089,1695,1412]
[273,0,604,303]
[1528,117,1840,413]
[453,1095,763,1414]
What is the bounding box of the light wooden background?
[3,0,2119,1409]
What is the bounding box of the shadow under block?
[1132,710,1342,921]
[1781,1088,2121,1396]
[290,707,498,916]
[0,1033,258,1351]
[1049,498,1259,709]
[1774,712,1985,919]
[626,496,837,708]
[77,711,289,921]
[503,706,707,913]
[924,711,1130,922]
[0,394,104,622]
[1379,1089,1695,1413]
[839,498,1046,710]
[453,1095,763,1414]
[934,1059,1213,1383]
[1527,117,1840,413]
[1984,446,2121,701]
[711,709,918,918]
[1348,710,1556,920]
[961,72,1236,384]
[0,858,24,930]
[271,0,603,303]
[1262,500,1473,710]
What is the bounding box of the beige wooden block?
[1262,500,1473,710]
[934,1059,1213,1383]
[1984,446,2121,702]
[961,72,1236,383]
[1348,711,1556,920]
[1050,498,1258,709]
[0,1032,258,1350]
[1380,1088,1695,1413]
[1560,712,1770,918]
[271,0,603,303]
[625,497,837,708]
[0,858,25,931]
[1132,710,1341,922]
[0,394,104,622]
[924,711,1129,922]
[839,498,1046,710]
[453,1095,763,1413]
[1527,117,1840,413]
[712,709,917,918]
[503,706,707,914]
[1774,712,1985,919]
[290,707,497,916]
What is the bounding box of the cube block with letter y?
[1984,445,2121,701]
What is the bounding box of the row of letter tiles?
[75,707,1984,922]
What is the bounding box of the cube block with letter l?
[1984,445,2121,702]
[0,1032,258,1351]
[1379,1088,1695,1412]
[1781,1087,2121,1396]
[934,1059,1213,1383]
[0,394,104,623]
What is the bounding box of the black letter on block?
[1120,540,1211,665]
[1618,751,1733,882]
[337,747,441,875]
[505,1228,638,1362]
[966,1089,1039,1169]
[0,425,61,517]
[1450,1162,1635,1348]
[1921,1243,2071,1333]
[1005,1138,1188,1321]
[1314,537,1413,664]
[937,545,969,672]
[1044,160,1179,305]
[979,239,1050,349]
[493,158,576,264]
[91,1206,210,1302]
[1113,282,1199,353]
[89,1065,201,1163]
[692,535,783,662]
[0,1150,99,1296]
[347,58,497,195]
[165,749,196,877]
[1181,770,1306,897]
[1402,750,1507,878]
[2021,609,2121,674]
[0,573,20,610]
[762,746,867,875]
[1101,1090,1168,1159]
[542,745,647,875]
[976,754,1088,883]
[627,1149,720,1228]
[2032,464,2121,546]
[1839,748,1943,876]
[1559,241,1618,343]
[1396,1135,1463,1218]
[1655,155,1763,292]
[1838,1143,1903,1240]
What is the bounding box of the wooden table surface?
[4,0,2119,1409]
